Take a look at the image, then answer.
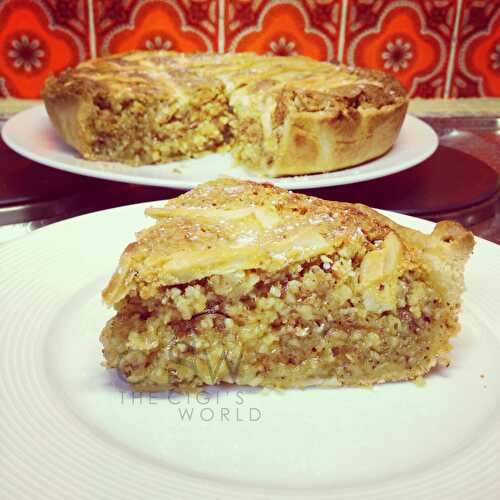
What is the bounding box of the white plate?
[1,203,499,499]
[1,105,438,190]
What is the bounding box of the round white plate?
[1,203,499,499]
[1,105,438,190]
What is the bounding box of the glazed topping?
[43,50,407,108]
[102,178,396,305]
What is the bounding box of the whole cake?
[101,179,473,392]
[42,51,408,177]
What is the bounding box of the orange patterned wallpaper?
[0,0,498,99]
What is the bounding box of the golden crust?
[102,178,474,307]
[42,51,406,104]
[271,102,408,176]
[42,51,408,176]
[43,86,94,158]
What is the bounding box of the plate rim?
[1,105,439,190]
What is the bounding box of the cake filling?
[87,87,233,164]
[101,246,456,393]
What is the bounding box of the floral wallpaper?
[0,0,498,99]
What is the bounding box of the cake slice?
[100,179,473,392]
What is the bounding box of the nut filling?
[101,255,454,392]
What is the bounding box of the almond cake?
[42,51,408,177]
[100,179,474,392]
